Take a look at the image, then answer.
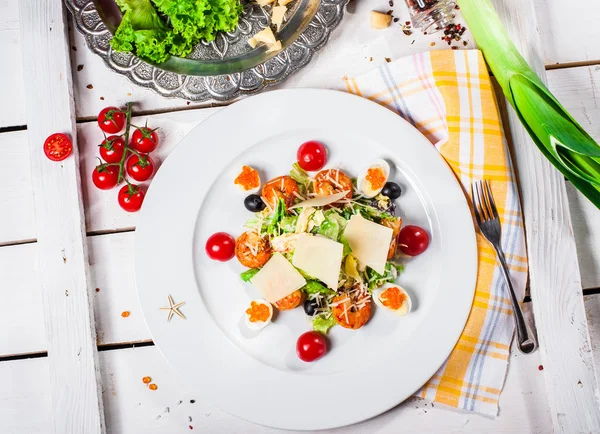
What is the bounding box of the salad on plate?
[205,140,430,362]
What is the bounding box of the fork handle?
[494,247,538,354]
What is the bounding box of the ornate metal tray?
[65,0,348,102]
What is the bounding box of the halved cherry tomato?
[126,154,154,182]
[98,107,126,134]
[297,141,327,172]
[296,331,327,362]
[117,184,145,212]
[43,133,72,162]
[398,225,430,256]
[131,126,159,154]
[99,135,126,164]
[92,164,120,190]
[206,232,236,261]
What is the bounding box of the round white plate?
[135,89,477,430]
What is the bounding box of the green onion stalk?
[458,0,600,208]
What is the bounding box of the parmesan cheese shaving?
[278,0,294,5]
[271,5,287,31]
[266,40,282,53]
[289,190,349,209]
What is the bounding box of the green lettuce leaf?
[240,268,259,282]
[302,280,335,295]
[312,315,336,334]
[290,162,312,193]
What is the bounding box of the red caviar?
[366,167,386,190]
[245,301,270,323]
[380,286,406,310]
[234,166,260,191]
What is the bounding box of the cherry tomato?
[131,126,159,153]
[297,141,327,172]
[98,107,126,134]
[99,135,126,164]
[43,133,72,162]
[398,225,430,256]
[205,232,236,261]
[117,185,145,213]
[296,331,327,362]
[92,164,120,190]
[126,154,154,182]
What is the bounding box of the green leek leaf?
[458,0,600,208]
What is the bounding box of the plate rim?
[135,88,477,430]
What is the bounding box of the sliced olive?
[381,182,402,200]
[244,194,266,212]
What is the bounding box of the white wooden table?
[2,0,600,432]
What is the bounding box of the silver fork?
[471,180,537,354]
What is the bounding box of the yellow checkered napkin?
[341,50,528,416]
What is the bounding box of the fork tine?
[476,180,489,221]
[470,182,481,225]
[483,180,500,220]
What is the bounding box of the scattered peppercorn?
[142,376,151,384]
[538,365,544,371]
[100,97,105,101]
[77,64,84,71]
[149,383,158,390]
[86,84,93,89]
[121,311,130,318]
[95,288,100,292]
[430,42,435,46]
[393,17,399,22]
[388,0,393,6]
[190,399,196,404]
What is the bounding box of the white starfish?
[159,295,186,321]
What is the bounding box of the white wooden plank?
[489,0,600,431]
[0,357,52,434]
[547,65,600,141]
[18,1,105,432]
[586,294,600,364]
[0,232,152,357]
[538,0,600,65]
[0,0,27,128]
[567,183,600,289]
[0,342,553,434]
[0,130,35,244]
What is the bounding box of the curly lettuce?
[111,0,243,63]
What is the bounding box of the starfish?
[159,295,186,321]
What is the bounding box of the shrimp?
[274,289,305,311]
[262,176,299,208]
[331,289,372,330]
[314,169,353,200]
[235,231,271,268]
[381,217,402,259]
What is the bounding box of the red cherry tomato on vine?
[126,154,154,182]
[117,185,145,213]
[297,141,327,172]
[398,225,430,256]
[205,232,236,261]
[98,107,126,134]
[297,331,327,362]
[99,135,126,164]
[43,133,72,162]
[92,165,120,190]
[131,126,159,153]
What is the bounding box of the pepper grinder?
[404,0,456,34]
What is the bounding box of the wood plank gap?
[87,227,135,237]
[0,125,27,133]
[98,340,154,352]
[546,59,600,70]
[0,238,37,248]
[584,287,600,296]
[0,351,48,362]
[75,101,229,124]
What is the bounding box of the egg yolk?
[234,165,260,190]
[380,286,406,310]
[246,301,270,323]
[366,167,386,190]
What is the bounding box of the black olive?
[381,182,402,200]
[303,299,318,316]
[244,194,266,212]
